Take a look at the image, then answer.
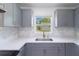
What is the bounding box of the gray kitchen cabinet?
[24,43,44,56]
[0,3,5,10]
[75,8,79,28]
[65,43,79,56]
[3,3,21,27]
[26,47,43,56]
[21,9,32,27]
[65,43,74,56]
[17,45,25,56]
[0,13,4,27]
[74,44,79,56]
[57,43,65,56]
[12,4,21,27]
[0,3,6,27]
[18,43,65,56]
[17,43,43,56]
[16,43,79,56]
[54,9,74,27]
[44,47,58,56]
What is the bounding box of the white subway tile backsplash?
[0,27,76,40]
[0,27,18,40]
[18,27,76,38]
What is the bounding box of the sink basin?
[36,38,53,41]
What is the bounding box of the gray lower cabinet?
[17,44,43,56]
[45,47,58,56]
[18,43,65,56]
[18,43,79,56]
[65,43,75,56]
[17,45,25,56]
[26,47,43,56]
[65,43,79,56]
[57,44,65,56]
[26,43,59,56]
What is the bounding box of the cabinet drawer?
[26,43,59,48]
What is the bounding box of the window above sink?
[34,16,52,32]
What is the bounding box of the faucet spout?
[43,32,45,38]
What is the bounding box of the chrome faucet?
[43,32,45,38]
[36,31,53,41]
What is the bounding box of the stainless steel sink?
[36,38,53,41]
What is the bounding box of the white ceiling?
[18,3,79,8]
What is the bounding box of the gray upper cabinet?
[13,4,21,27]
[75,8,79,28]
[0,4,5,10]
[21,9,32,27]
[0,13,4,27]
[3,3,21,27]
[0,4,5,27]
[54,9,74,27]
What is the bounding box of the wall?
[0,7,75,40]
[19,8,53,38]
[0,3,22,41]
[32,7,55,29]
[0,27,18,41]
[0,4,21,41]
[33,8,53,16]
[18,27,75,39]
[18,7,76,39]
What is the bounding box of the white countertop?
[0,37,77,50]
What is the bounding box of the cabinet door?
[74,44,79,56]
[26,43,59,56]
[0,3,5,10]
[21,43,65,56]
[0,13,4,26]
[45,43,65,56]
[57,43,65,56]
[55,9,74,27]
[22,9,32,27]
[65,43,76,56]
[17,46,25,56]
[75,8,79,28]
[26,47,43,56]
[45,47,58,56]
[4,3,21,27]
[4,3,14,26]
[13,4,21,27]
[25,44,43,56]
